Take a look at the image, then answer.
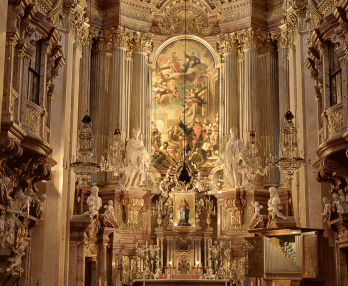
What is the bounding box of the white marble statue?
[250,201,263,223]
[217,128,254,190]
[84,186,102,218]
[268,187,286,220]
[332,193,348,214]
[7,244,26,272]
[6,187,27,218]
[321,197,331,222]
[34,194,47,220]
[104,200,116,220]
[118,127,149,189]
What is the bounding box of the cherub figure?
[332,193,348,214]
[3,177,13,209]
[7,244,26,272]
[22,188,34,213]
[321,197,331,222]
[250,201,263,223]
[104,200,116,220]
[34,194,47,220]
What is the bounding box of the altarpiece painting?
[151,38,220,176]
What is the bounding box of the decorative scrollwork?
[26,109,41,136]
[328,110,343,137]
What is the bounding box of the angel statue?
[216,127,255,190]
[250,201,263,223]
[118,127,149,189]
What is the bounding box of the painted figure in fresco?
[177,197,191,226]
[183,52,201,73]
[192,117,205,150]
[178,116,194,153]
[185,87,207,107]
[166,52,182,73]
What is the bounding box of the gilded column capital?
[133,32,153,61]
[237,28,262,51]
[93,30,112,54]
[217,32,238,61]
[110,26,133,49]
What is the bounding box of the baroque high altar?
[2,0,348,284]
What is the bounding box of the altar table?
[133,279,230,286]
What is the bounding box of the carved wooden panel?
[302,232,318,278]
[245,236,264,277]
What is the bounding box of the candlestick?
[146,241,148,248]
[136,242,138,248]
[229,241,231,248]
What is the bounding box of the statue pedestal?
[267,216,296,229]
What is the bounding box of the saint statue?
[177,197,191,226]
[84,186,102,218]
[268,187,286,220]
[217,128,254,190]
[118,127,149,189]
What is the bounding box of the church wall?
[0,0,8,130]
[30,30,81,286]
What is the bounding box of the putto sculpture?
[268,187,286,220]
[321,197,331,222]
[250,201,263,223]
[118,127,149,189]
[84,186,102,218]
[104,200,116,220]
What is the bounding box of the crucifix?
[240,240,254,285]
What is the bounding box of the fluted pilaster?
[91,34,112,184]
[259,42,280,187]
[243,39,259,140]
[278,47,289,129]
[130,32,153,140]
[218,33,239,140]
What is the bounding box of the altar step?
[133,279,230,286]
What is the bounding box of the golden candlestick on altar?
[152,198,166,229]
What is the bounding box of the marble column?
[278,46,289,128]
[91,35,112,184]
[76,243,85,286]
[130,32,152,140]
[105,27,130,184]
[242,30,261,142]
[259,42,280,187]
[99,244,107,285]
[0,0,8,129]
[125,54,133,138]
[78,43,91,127]
[218,34,239,140]
[278,45,290,187]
